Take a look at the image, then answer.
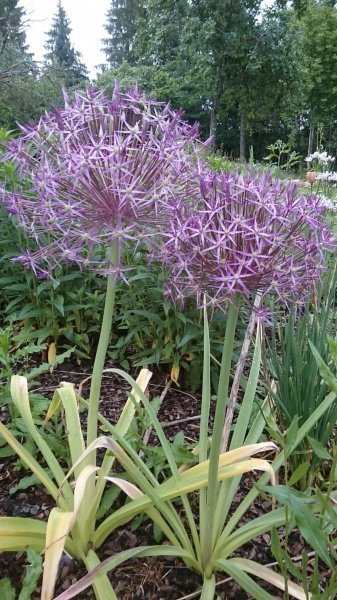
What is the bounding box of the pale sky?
[19,0,276,80]
[19,0,111,79]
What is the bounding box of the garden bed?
[0,362,329,599]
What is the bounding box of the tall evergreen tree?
[0,0,26,53]
[102,0,143,67]
[44,1,87,84]
[0,0,34,88]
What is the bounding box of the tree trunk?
[209,107,217,151]
[239,110,246,161]
[308,121,315,157]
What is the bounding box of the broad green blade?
[172,442,276,484]
[217,558,308,600]
[82,550,118,600]
[0,422,59,502]
[115,368,152,436]
[10,376,73,504]
[41,508,74,600]
[0,517,46,552]
[215,558,276,600]
[53,546,192,600]
[56,384,85,480]
[215,507,286,559]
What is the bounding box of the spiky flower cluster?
[158,169,334,309]
[1,84,200,278]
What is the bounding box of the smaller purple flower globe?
[158,168,334,309]
[1,83,201,278]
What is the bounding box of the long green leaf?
[221,389,337,540]
[10,376,73,504]
[0,422,59,502]
[215,558,275,600]
[216,557,307,600]
[0,517,47,552]
[82,549,118,600]
[56,385,85,479]
[54,546,192,600]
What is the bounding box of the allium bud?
[306,171,317,184]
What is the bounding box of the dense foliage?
[97,0,337,159]
[2,0,337,159]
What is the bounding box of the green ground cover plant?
[0,547,43,600]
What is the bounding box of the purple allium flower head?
[1,83,201,277]
[158,168,334,309]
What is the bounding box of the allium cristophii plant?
[1,83,200,278]
[0,82,206,477]
[158,168,334,309]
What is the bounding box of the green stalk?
[200,574,216,600]
[82,549,118,600]
[199,301,211,555]
[87,241,119,450]
[202,301,239,570]
[213,323,262,534]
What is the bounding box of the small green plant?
[0,132,105,360]
[267,271,337,487]
[265,443,337,599]
[204,152,237,173]
[264,139,301,171]
[0,547,43,600]
[110,255,226,388]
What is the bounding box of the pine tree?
[0,0,27,54]
[0,0,34,88]
[102,0,143,67]
[44,1,87,84]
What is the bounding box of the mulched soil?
[0,361,332,599]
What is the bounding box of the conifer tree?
[0,0,27,53]
[44,1,87,84]
[102,0,143,67]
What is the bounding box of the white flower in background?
[316,194,337,211]
[316,171,337,182]
[306,149,335,168]
[306,150,320,162]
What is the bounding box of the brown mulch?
[0,361,331,599]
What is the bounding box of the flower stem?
[200,574,216,600]
[87,241,119,449]
[220,293,261,453]
[202,300,239,569]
